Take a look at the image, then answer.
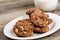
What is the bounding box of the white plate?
[4,13,60,40]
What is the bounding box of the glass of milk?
[34,0,58,11]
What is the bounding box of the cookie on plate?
[13,26,33,37]
[26,8,53,27]
[34,25,49,33]
[13,19,34,37]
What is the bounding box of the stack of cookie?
[13,8,53,37]
[26,8,52,33]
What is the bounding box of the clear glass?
[34,0,58,12]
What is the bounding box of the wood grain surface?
[0,0,60,40]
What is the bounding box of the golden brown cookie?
[26,8,52,27]
[13,19,34,37]
[34,25,49,33]
[13,26,33,37]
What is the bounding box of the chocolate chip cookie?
[13,19,34,37]
[26,8,52,27]
[34,25,49,33]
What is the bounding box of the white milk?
[34,0,58,11]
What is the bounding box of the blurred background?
[0,0,34,13]
[0,0,59,13]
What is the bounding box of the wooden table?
[0,2,60,40]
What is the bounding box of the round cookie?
[13,19,34,37]
[34,25,49,33]
[26,9,52,27]
[13,26,33,37]
[30,10,49,27]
